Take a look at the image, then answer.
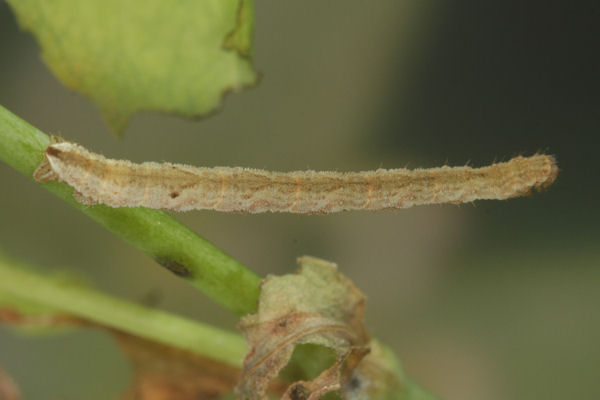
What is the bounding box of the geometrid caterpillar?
[33,139,558,214]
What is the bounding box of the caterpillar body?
[33,140,557,214]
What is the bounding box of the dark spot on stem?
[170,191,180,198]
[155,257,192,278]
[289,384,309,400]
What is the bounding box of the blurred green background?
[1,1,599,399]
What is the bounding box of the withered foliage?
[115,332,240,400]
[1,257,410,400]
[237,257,381,400]
[0,367,22,400]
[0,308,242,400]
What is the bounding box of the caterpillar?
[33,139,557,214]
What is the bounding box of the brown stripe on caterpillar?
[33,140,558,214]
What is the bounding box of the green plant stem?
[0,105,440,399]
[0,105,261,316]
[0,254,247,366]
[0,255,440,400]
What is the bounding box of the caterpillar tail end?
[534,154,559,191]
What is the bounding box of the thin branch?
[0,105,440,399]
[0,105,261,316]
[0,253,247,366]
[0,253,440,399]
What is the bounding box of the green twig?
[0,253,440,399]
[0,105,261,316]
[0,253,247,366]
[0,105,440,400]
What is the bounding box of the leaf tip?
[100,108,132,138]
[224,0,254,58]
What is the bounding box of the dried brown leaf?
[236,257,370,400]
[115,332,240,400]
[0,309,243,400]
[0,368,22,400]
[0,307,82,329]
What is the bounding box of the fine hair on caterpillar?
[33,138,558,214]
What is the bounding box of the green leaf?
[224,0,254,57]
[6,0,257,135]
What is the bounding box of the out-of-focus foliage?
[1,1,598,400]
[6,0,257,135]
